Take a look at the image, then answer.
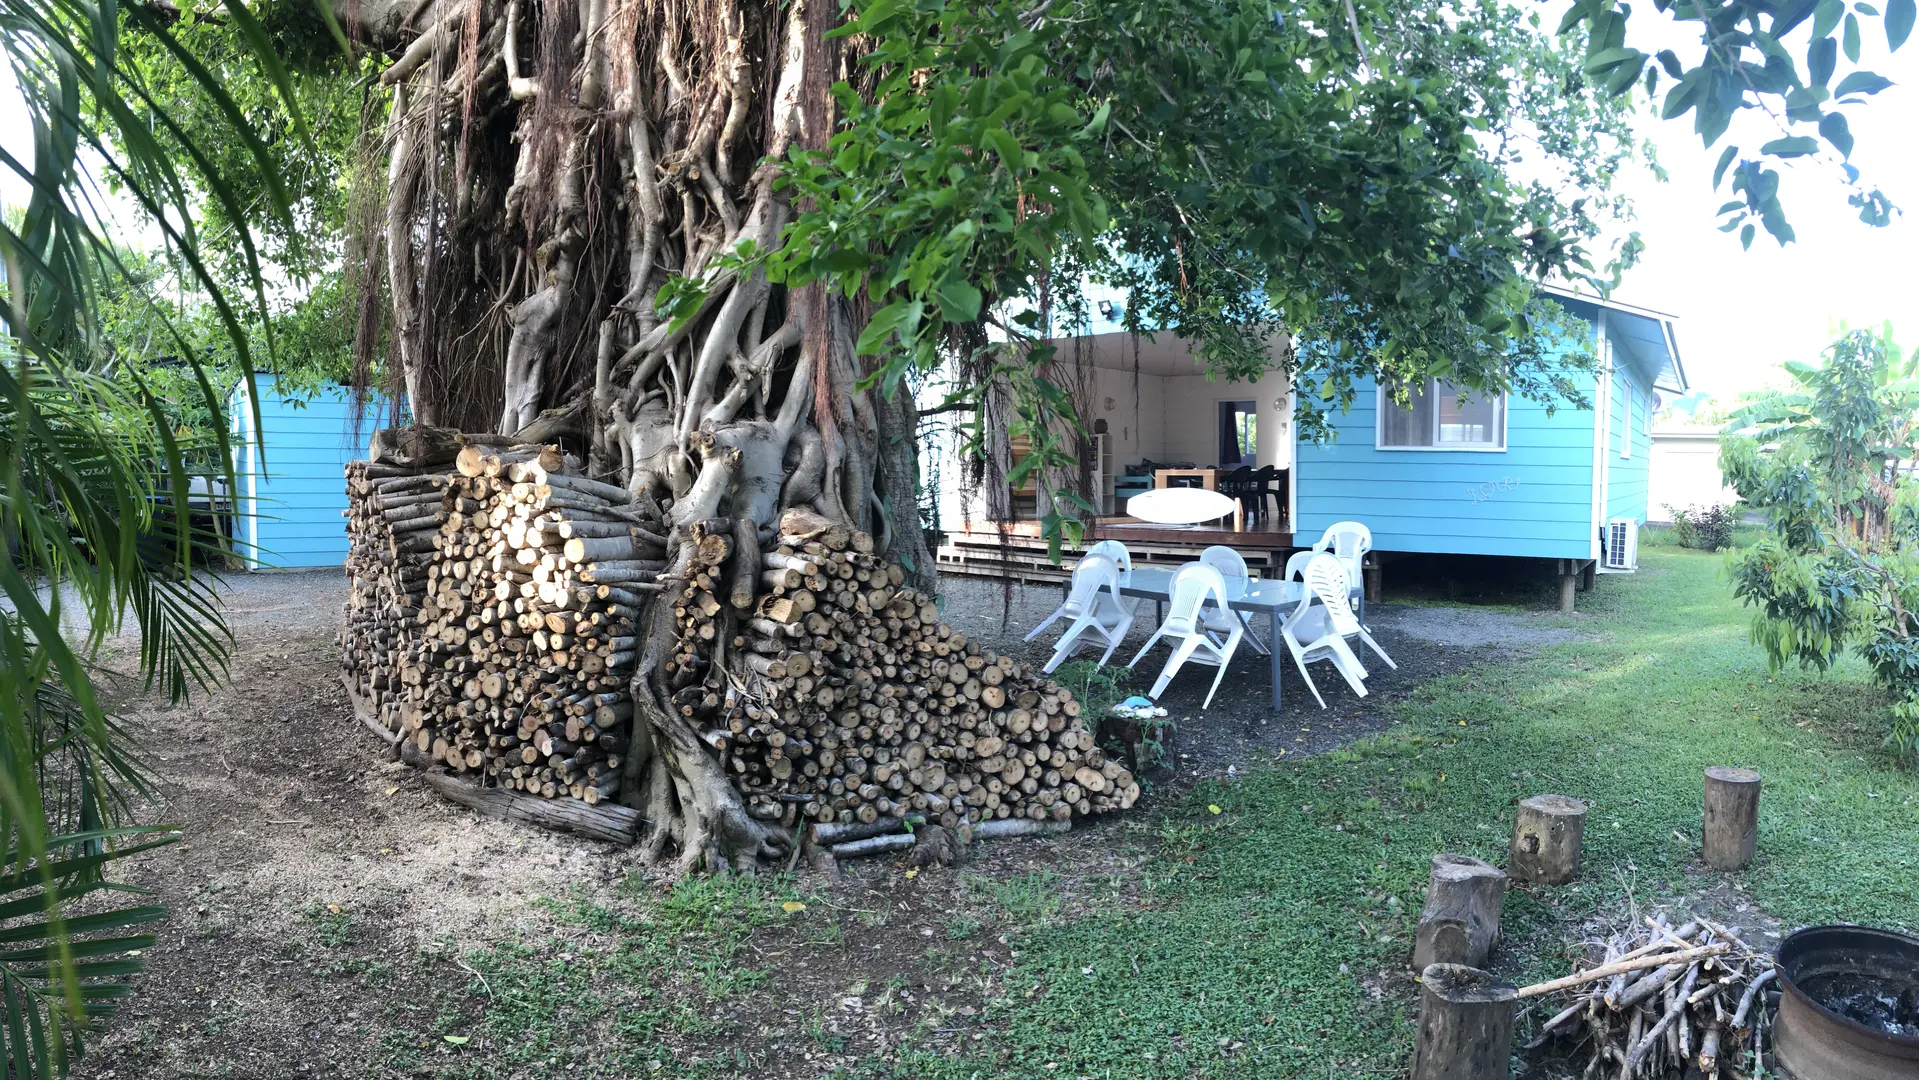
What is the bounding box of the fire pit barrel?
[1774,924,1919,1080]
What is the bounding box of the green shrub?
[1665,503,1736,550]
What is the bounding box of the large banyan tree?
[340,0,1643,864]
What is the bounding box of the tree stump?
[1414,854,1507,971]
[1508,794,1586,885]
[1702,766,1761,871]
[1411,963,1517,1080]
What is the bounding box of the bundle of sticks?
[669,507,1142,832]
[341,436,659,805]
[1521,913,1777,1079]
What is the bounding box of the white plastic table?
[1113,567,1301,712]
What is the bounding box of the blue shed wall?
[230,379,370,569]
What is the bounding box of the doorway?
[1218,400,1257,466]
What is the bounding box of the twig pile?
[670,507,1142,831]
[1522,914,1777,1078]
[341,439,661,805]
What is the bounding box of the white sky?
[3,6,1914,404]
[1585,7,1919,403]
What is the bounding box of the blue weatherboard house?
[1295,289,1686,576]
[934,287,1685,602]
[229,377,381,569]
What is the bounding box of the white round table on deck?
[1124,487,1243,531]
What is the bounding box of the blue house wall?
[1294,296,1678,562]
[1294,367,1601,561]
[230,378,374,569]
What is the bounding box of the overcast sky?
[2,6,1914,405]
[1586,7,1919,404]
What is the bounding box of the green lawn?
[872,548,1919,1078]
[402,549,1919,1079]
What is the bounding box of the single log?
[1511,943,1729,998]
[372,426,478,468]
[401,740,640,844]
[1702,766,1761,871]
[810,815,925,846]
[971,818,1070,840]
[830,833,916,859]
[1413,853,1507,971]
[1411,964,1517,1080]
[1507,794,1586,885]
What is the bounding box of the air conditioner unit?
[1603,517,1639,572]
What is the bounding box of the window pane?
[1380,381,1433,447]
[1434,381,1501,446]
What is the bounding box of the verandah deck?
[937,516,1294,584]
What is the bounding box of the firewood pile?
[340,428,1139,837]
[1523,914,1777,1078]
[341,436,660,805]
[674,507,1142,831]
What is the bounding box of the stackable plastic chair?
[1280,553,1379,709]
[1029,555,1135,674]
[1312,521,1372,593]
[1312,520,1373,620]
[1197,545,1269,655]
[1085,539,1134,574]
[1127,562,1243,709]
[1282,549,1316,582]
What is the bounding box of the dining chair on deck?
[1221,466,1256,516]
[1250,466,1281,520]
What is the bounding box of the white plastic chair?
[1198,545,1269,655]
[1127,563,1243,709]
[1312,521,1373,620]
[1281,553,1381,709]
[1282,549,1315,582]
[1312,521,1372,587]
[1085,539,1133,574]
[1030,555,1135,674]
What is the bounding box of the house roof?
[1538,284,1688,395]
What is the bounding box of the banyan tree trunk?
[359,0,945,868]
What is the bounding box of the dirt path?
[70,570,1580,1079]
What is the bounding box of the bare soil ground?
[70,568,1584,1080]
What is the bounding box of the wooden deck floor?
[938,516,1294,582]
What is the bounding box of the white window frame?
[1374,379,1508,453]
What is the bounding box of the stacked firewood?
[341,441,659,805]
[668,508,1141,831]
[1524,914,1777,1078]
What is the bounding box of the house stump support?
[1579,558,1596,591]
[1364,560,1383,604]
[1411,963,1517,1080]
[1702,766,1762,871]
[1508,794,1587,885]
[1414,854,1508,971]
[1556,559,1577,612]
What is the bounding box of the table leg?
[1268,610,1284,712]
[1155,599,1163,624]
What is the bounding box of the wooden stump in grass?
[1412,964,1516,1080]
[1702,766,1761,871]
[1508,794,1586,885]
[1413,854,1507,971]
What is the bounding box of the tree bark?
[1702,766,1761,871]
[1411,964,1517,1080]
[1508,794,1586,885]
[1413,853,1506,972]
